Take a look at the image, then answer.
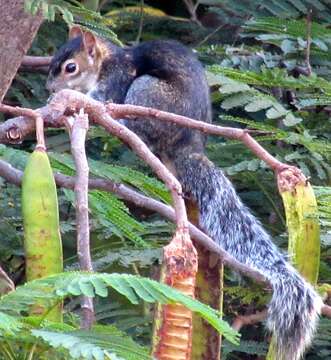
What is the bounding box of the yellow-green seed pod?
[267,181,320,360]
[281,183,320,284]
[22,148,63,320]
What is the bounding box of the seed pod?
[281,183,320,284]
[22,148,63,320]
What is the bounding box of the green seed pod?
[22,148,63,320]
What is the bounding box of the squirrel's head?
[46,26,109,94]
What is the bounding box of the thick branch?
[21,56,52,67]
[107,103,285,171]
[70,111,94,328]
[0,104,63,144]
[0,95,297,175]
[49,90,190,232]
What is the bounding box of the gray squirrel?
[47,26,322,359]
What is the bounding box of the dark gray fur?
[49,38,322,359]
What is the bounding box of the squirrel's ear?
[68,25,83,39]
[82,31,98,57]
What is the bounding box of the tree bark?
[0,0,43,101]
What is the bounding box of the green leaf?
[0,312,22,335]
[0,273,240,344]
[33,324,151,359]
[244,98,274,112]
[62,7,74,24]
[265,105,287,119]
[221,93,252,110]
[283,112,302,126]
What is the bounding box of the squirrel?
[47,26,322,360]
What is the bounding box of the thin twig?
[232,310,268,331]
[197,23,225,47]
[135,0,145,44]
[0,264,15,294]
[182,0,201,25]
[35,115,46,150]
[305,9,313,76]
[106,103,294,173]
[322,304,331,318]
[69,110,94,329]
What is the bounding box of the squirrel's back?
[123,40,211,161]
[47,32,211,160]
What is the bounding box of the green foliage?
[201,0,331,23]
[224,285,269,307]
[222,340,268,359]
[0,144,171,248]
[0,272,239,359]
[50,152,171,204]
[314,186,331,246]
[25,0,74,23]
[208,67,303,126]
[24,0,120,44]
[33,325,150,360]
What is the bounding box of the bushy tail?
[175,152,322,360]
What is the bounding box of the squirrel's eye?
[65,62,77,74]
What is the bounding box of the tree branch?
[69,110,94,328]
[0,264,15,294]
[305,9,313,76]
[0,158,266,284]
[322,304,331,318]
[21,56,52,67]
[231,304,331,331]
[49,90,190,233]
[0,104,63,144]
[232,310,268,331]
[106,103,288,172]
[0,94,301,179]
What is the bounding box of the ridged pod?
[267,181,320,359]
[22,148,63,321]
[152,230,198,360]
[281,183,320,283]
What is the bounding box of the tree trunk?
[0,0,43,101]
